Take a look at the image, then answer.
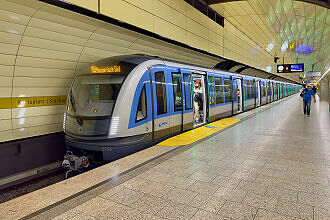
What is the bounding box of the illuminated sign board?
[306,71,321,77]
[90,65,121,74]
[291,64,304,72]
[277,64,304,73]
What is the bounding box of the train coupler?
[62,151,89,178]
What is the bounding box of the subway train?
[63,54,300,164]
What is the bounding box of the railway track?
[0,169,66,204]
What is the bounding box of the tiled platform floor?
[24,95,330,219]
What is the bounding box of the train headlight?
[110,116,119,135]
[63,113,66,131]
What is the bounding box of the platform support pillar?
[319,82,329,101]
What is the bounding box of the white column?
[319,82,329,101]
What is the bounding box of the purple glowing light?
[295,43,313,54]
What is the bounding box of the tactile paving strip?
[158,118,241,147]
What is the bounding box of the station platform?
[1,94,329,220]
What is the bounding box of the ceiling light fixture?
[266,43,274,52]
[281,41,288,52]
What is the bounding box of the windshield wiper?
[69,90,83,126]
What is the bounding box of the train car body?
[63,55,300,162]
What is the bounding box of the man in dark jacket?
[301,84,316,117]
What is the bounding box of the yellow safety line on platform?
[158,118,240,147]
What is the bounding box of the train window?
[208,76,215,105]
[70,74,124,118]
[278,84,281,96]
[172,72,183,111]
[243,80,246,99]
[286,85,288,95]
[251,81,255,98]
[89,84,115,101]
[136,85,147,122]
[215,77,224,104]
[155,71,167,115]
[248,80,252,99]
[268,82,271,96]
[183,73,192,110]
[223,78,232,103]
[262,82,266,97]
[244,80,249,100]
[275,83,278,94]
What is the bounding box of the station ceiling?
[208,0,329,82]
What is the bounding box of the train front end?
[62,55,147,174]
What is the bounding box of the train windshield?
[69,75,124,117]
[65,75,124,137]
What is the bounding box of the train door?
[192,73,207,127]
[233,77,243,113]
[265,82,268,103]
[181,70,193,131]
[169,69,183,136]
[267,81,271,103]
[256,80,261,107]
[261,81,266,105]
[271,82,274,101]
[150,66,170,140]
[278,83,281,99]
[269,82,272,102]
[272,82,275,101]
[207,74,215,122]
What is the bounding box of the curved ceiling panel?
[210,0,329,82]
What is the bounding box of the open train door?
[192,72,207,127]
[180,69,193,131]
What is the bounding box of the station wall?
[97,0,276,70]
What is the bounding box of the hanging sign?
[277,64,304,73]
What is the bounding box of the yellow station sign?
[0,96,67,109]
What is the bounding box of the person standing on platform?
[301,84,316,117]
[312,85,317,94]
[194,80,202,122]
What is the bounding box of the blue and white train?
[63,54,300,162]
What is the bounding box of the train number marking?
[158,121,168,127]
